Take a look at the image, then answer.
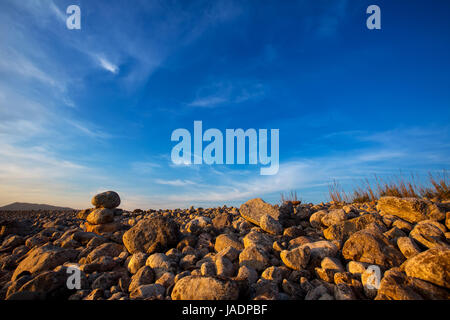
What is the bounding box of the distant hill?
[0,202,75,211]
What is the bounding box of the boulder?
[91,191,121,209]
[376,196,444,223]
[376,267,450,300]
[123,216,179,254]
[259,214,283,235]
[309,210,327,229]
[86,208,114,225]
[215,233,243,252]
[12,244,78,281]
[239,245,270,271]
[130,284,165,299]
[403,246,450,289]
[212,212,233,229]
[242,230,273,249]
[127,252,148,274]
[128,266,155,293]
[409,220,448,249]
[171,276,239,300]
[239,198,283,226]
[146,253,175,279]
[397,237,421,259]
[77,208,93,220]
[86,242,124,263]
[84,221,123,234]
[280,246,311,270]
[342,230,405,268]
[300,240,339,261]
[321,209,346,227]
[323,214,381,242]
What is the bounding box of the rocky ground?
[0,191,449,300]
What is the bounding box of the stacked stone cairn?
[81,191,124,235]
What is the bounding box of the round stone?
[91,191,121,209]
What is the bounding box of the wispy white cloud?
[155,179,198,187]
[188,81,266,108]
[98,56,119,74]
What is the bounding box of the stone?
[128,266,155,293]
[323,213,381,242]
[347,261,369,277]
[283,226,304,238]
[1,235,25,251]
[77,208,93,220]
[130,284,165,299]
[242,230,273,249]
[253,279,279,299]
[11,244,78,281]
[123,216,179,254]
[376,196,443,223]
[200,262,216,276]
[309,210,327,229]
[299,240,339,261]
[320,257,344,272]
[259,214,283,235]
[239,198,282,226]
[403,246,450,289]
[91,271,122,290]
[315,257,344,283]
[392,219,413,233]
[280,246,311,270]
[83,288,104,300]
[185,216,212,234]
[397,237,421,259]
[321,209,346,227]
[235,265,258,285]
[81,256,118,273]
[383,227,407,242]
[212,212,233,229]
[409,220,448,249]
[180,254,197,271]
[155,272,175,288]
[334,283,357,300]
[261,266,284,284]
[282,279,305,298]
[84,221,123,234]
[171,276,239,300]
[127,252,148,274]
[375,268,450,300]
[91,191,121,209]
[215,256,235,278]
[174,271,190,283]
[216,246,240,262]
[13,270,72,299]
[146,253,175,279]
[214,233,243,252]
[342,230,405,268]
[239,245,270,271]
[0,220,34,238]
[86,242,124,263]
[86,208,114,225]
[304,284,330,300]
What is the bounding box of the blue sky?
[0,0,449,209]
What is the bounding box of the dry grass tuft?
[328,171,450,203]
[280,190,300,205]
